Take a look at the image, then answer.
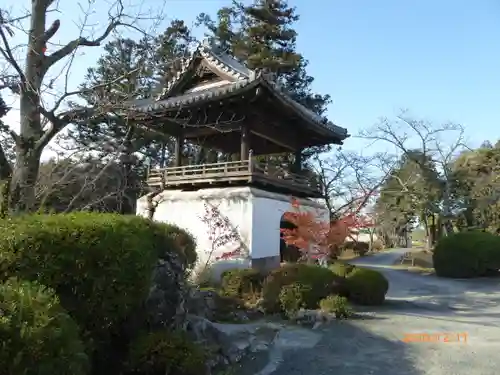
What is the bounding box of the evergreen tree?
[67,20,194,213]
[375,150,442,245]
[197,0,332,164]
[0,94,13,217]
[198,0,330,118]
[0,95,13,164]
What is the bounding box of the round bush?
[342,241,369,255]
[126,330,207,375]
[433,231,500,278]
[345,268,389,305]
[0,213,190,352]
[279,282,313,316]
[319,295,352,319]
[0,278,89,375]
[155,223,197,269]
[221,268,264,297]
[262,264,345,313]
[329,262,357,278]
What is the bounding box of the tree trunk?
[422,216,432,250]
[368,229,374,251]
[9,144,42,213]
[7,0,49,214]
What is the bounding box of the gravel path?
[267,248,500,375]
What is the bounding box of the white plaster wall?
[137,188,253,267]
[251,195,329,259]
[136,187,329,278]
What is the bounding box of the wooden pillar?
[174,134,184,167]
[240,124,250,160]
[293,149,302,172]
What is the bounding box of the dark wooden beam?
[250,120,298,151]
[293,149,302,172]
[174,134,184,167]
[183,123,241,138]
[240,123,250,160]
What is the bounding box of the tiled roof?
[133,79,256,111]
[157,40,253,100]
[140,40,349,140]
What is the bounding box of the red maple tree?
[281,196,374,261]
[199,202,243,264]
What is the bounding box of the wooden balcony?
[147,159,321,197]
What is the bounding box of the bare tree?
[35,133,145,213]
[359,110,468,237]
[312,149,393,218]
[0,0,164,213]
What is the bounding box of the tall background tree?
[197,0,332,164]
[0,0,163,213]
[61,19,195,213]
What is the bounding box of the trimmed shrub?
[329,262,357,278]
[345,268,389,305]
[319,295,352,319]
[126,330,207,375]
[154,223,197,269]
[342,241,370,255]
[0,278,89,375]
[221,268,264,297]
[279,282,313,316]
[433,231,500,278]
[0,213,190,355]
[262,264,345,313]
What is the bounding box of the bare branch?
[0,10,25,82]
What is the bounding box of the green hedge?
[153,223,197,269]
[345,268,389,305]
[262,264,345,313]
[0,213,195,368]
[0,278,89,375]
[433,231,500,278]
[319,295,352,319]
[126,330,207,375]
[329,262,357,278]
[221,268,264,297]
[279,282,313,316]
[342,241,370,254]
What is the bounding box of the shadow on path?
[272,321,421,375]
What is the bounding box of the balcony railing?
[147,159,319,195]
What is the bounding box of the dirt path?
[262,248,500,375]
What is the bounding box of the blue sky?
[3,0,500,152]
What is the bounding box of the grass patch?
[392,264,435,275]
[338,249,372,260]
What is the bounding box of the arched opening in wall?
[280,215,301,263]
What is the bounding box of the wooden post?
[248,149,253,172]
[174,134,184,167]
[240,124,249,161]
[294,149,302,172]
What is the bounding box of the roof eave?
[259,79,349,141]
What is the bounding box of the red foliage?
[199,202,242,262]
[281,197,374,259]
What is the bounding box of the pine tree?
[198,0,330,117]
[67,20,194,213]
[197,0,331,166]
[0,94,12,217]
